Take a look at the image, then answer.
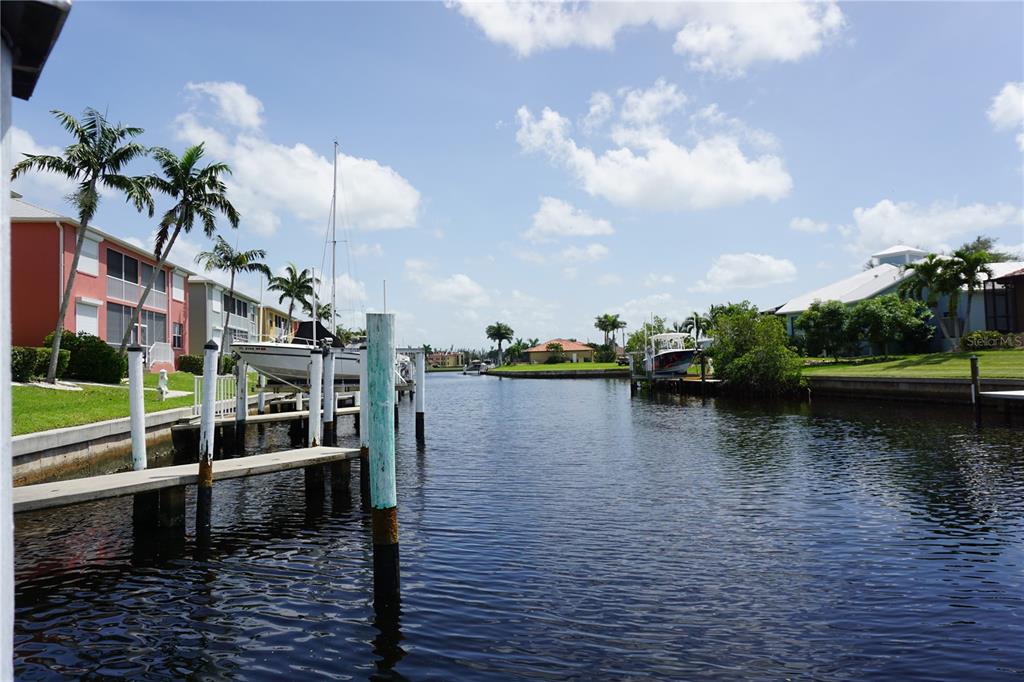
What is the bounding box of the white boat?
[462,360,490,375]
[645,332,698,379]
[232,340,361,384]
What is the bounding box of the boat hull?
[231,343,361,384]
[651,349,696,379]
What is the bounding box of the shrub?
[11,347,37,383]
[68,334,126,384]
[544,355,563,364]
[795,300,851,360]
[220,354,237,375]
[594,344,617,363]
[178,354,203,374]
[709,306,802,395]
[34,347,70,378]
[42,329,84,357]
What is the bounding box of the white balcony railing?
[147,342,174,369]
[106,276,168,311]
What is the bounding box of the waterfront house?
[9,194,192,371]
[524,339,595,364]
[187,277,259,355]
[777,244,1024,350]
[258,303,292,342]
[427,351,465,368]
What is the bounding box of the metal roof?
[776,263,910,315]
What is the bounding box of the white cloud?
[790,217,829,233]
[560,242,609,263]
[612,292,691,327]
[596,273,624,286]
[331,273,368,303]
[185,81,264,129]
[516,101,792,210]
[987,82,1024,151]
[644,273,675,287]
[619,79,686,126]
[9,126,78,200]
[690,104,779,151]
[352,242,384,257]
[691,253,797,292]
[511,247,547,265]
[405,259,490,307]
[450,1,843,75]
[524,196,614,242]
[176,81,420,237]
[582,91,614,133]
[561,267,579,280]
[845,199,1024,254]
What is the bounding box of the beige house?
[428,351,465,367]
[524,338,595,364]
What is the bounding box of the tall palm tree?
[267,264,316,333]
[118,143,240,352]
[12,108,153,382]
[485,321,514,366]
[951,247,994,336]
[898,254,949,340]
[303,301,332,323]
[681,311,710,340]
[195,236,271,360]
[594,313,623,346]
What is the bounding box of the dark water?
[14,375,1024,679]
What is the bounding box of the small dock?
[172,405,361,431]
[980,389,1024,402]
[13,446,359,513]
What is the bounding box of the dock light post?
[359,347,370,508]
[308,348,323,448]
[234,357,248,454]
[414,351,426,443]
[367,313,400,606]
[197,340,218,540]
[322,346,336,447]
[127,345,147,471]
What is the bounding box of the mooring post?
[295,390,303,412]
[127,344,147,471]
[367,312,400,606]
[197,340,218,541]
[414,350,426,443]
[257,373,266,414]
[970,355,982,427]
[322,345,336,447]
[234,357,248,454]
[359,347,370,507]
[308,347,323,447]
[700,352,707,397]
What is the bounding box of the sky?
[11,1,1024,349]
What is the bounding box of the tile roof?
[525,338,594,353]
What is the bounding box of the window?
[140,309,167,344]
[231,328,249,342]
[141,264,167,292]
[107,249,139,283]
[172,322,184,349]
[123,255,138,284]
[106,302,132,343]
[79,236,100,276]
[222,293,249,319]
[172,273,185,301]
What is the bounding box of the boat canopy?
[291,321,343,347]
[650,332,694,350]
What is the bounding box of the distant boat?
[462,360,491,375]
[645,332,697,379]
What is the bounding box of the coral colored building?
[9,195,193,372]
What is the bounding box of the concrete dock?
[13,446,359,513]
[172,406,361,431]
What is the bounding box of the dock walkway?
[13,446,359,513]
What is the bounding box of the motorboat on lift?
[462,359,491,375]
[232,321,361,385]
[645,332,698,379]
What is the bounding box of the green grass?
[494,362,625,372]
[12,383,194,436]
[802,350,1023,379]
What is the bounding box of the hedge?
[68,334,126,384]
[178,354,203,374]
[42,329,84,357]
[34,347,71,379]
[11,347,37,383]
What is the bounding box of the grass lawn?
[802,350,1023,379]
[13,371,200,436]
[495,362,624,372]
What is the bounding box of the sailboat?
[233,142,363,386]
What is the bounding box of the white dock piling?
[257,373,266,414]
[127,345,147,471]
[235,357,248,425]
[414,350,426,442]
[308,347,323,447]
[322,346,336,446]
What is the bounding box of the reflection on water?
[14,375,1024,679]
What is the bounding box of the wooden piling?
[414,350,426,442]
[127,344,147,471]
[359,348,370,509]
[197,340,218,540]
[308,347,323,447]
[234,357,248,454]
[322,346,336,447]
[970,355,982,427]
[367,312,400,606]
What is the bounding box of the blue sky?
[11,1,1024,349]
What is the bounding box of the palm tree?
[670,320,687,333]
[681,311,710,340]
[118,143,240,352]
[303,301,332,323]
[506,338,526,364]
[12,108,153,382]
[951,247,994,336]
[267,264,316,332]
[593,313,623,346]
[485,321,514,366]
[898,254,949,340]
[195,236,271,361]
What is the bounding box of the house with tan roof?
[524,338,595,364]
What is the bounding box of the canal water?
[13,374,1024,679]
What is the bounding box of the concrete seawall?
[487,368,630,379]
[807,376,1024,405]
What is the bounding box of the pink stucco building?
[9,194,192,372]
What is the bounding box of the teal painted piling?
[367,313,399,605]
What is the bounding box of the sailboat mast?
[331,140,338,335]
